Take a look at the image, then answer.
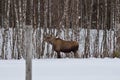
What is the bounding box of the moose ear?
[55,35,58,38]
[51,35,57,38]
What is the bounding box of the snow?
[0,60,25,80]
[0,58,120,80]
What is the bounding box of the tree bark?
[25,25,32,80]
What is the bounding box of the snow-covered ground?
[0,58,120,80]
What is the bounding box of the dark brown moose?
[44,35,79,58]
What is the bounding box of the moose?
[44,35,79,58]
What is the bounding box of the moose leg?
[66,53,74,58]
[66,53,70,58]
[57,52,61,58]
[74,51,80,58]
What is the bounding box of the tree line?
[0,0,120,59]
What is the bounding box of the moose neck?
[49,38,56,45]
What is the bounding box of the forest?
[0,0,120,59]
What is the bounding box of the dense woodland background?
[0,0,120,59]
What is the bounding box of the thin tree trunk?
[93,0,99,58]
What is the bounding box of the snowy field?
[0,58,120,80]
